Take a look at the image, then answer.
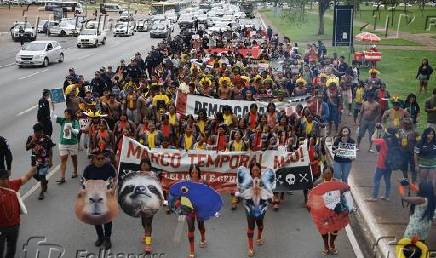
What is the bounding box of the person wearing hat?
[382,97,410,130]
[294,76,307,96]
[82,150,116,250]
[37,89,54,137]
[25,123,55,200]
[0,166,37,258]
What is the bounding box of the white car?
[113,22,135,37]
[16,41,64,67]
[77,29,106,48]
[149,23,170,38]
[10,21,36,42]
[48,20,79,36]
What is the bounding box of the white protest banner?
[118,137,311,192]
[176,93,309,118]
[335,143,357,159]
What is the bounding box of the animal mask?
[75,179,119,225]
[118,172,164,218]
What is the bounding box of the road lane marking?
[77,53,95,60]
[17,68,49,80]
[0,63,16,68]
[22,164,61,201]
[16,105,37,116]
[345,225,364,258]
[258,13,267,29]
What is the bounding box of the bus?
[150,0,190,15]
[44,1,83,13]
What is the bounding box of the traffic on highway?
[0,0,434,258]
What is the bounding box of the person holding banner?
[136,158,164,254]
[332,127,355,183]
[183,165,208,258]
[311,166,349,256]
[56,109,80,185]
[236,163,275,257]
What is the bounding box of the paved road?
[0,30,156,189]
[1,24,359,258]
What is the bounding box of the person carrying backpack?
[0,167,37,258]
[367,128,401,202]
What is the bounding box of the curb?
[325,139,396,258]
[348,171,396,258]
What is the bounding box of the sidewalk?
[259,11,436,258]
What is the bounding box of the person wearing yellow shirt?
[65,83,80,96]
[179,126,196,150]
[152,90,170,109]
[145,123,162,149]
[167,104,178,126]
[353,83,365,125]
[222,106,237,127]
[195,109,207,135]
[193,134,207,150]
[382,100,410,129]
[227,130,248,151]
[303,115,319,138]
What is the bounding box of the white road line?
[77,53,95,60]
[0,63,16,68]
[17,69,49,80]
[22,164,61,201]
[16,105,37,116]
[345,225,365,258]
[258,13,267,30]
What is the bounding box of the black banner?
[332,5,354,47]
[274,166,313,192]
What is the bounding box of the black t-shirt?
[83,163,116,181]
[37,98,50,121]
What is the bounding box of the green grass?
[354,7,436,34]
[264,7,435,129]
[329,47,436,130]
[260,9,334,42]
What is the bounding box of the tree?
[318,0,330,35]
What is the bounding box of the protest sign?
[118,137,311,192]
[307,181,350,235]
[335,143,356,159]
[48,88,65,103]
[274,166,313,191]
[176,93,309,118]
